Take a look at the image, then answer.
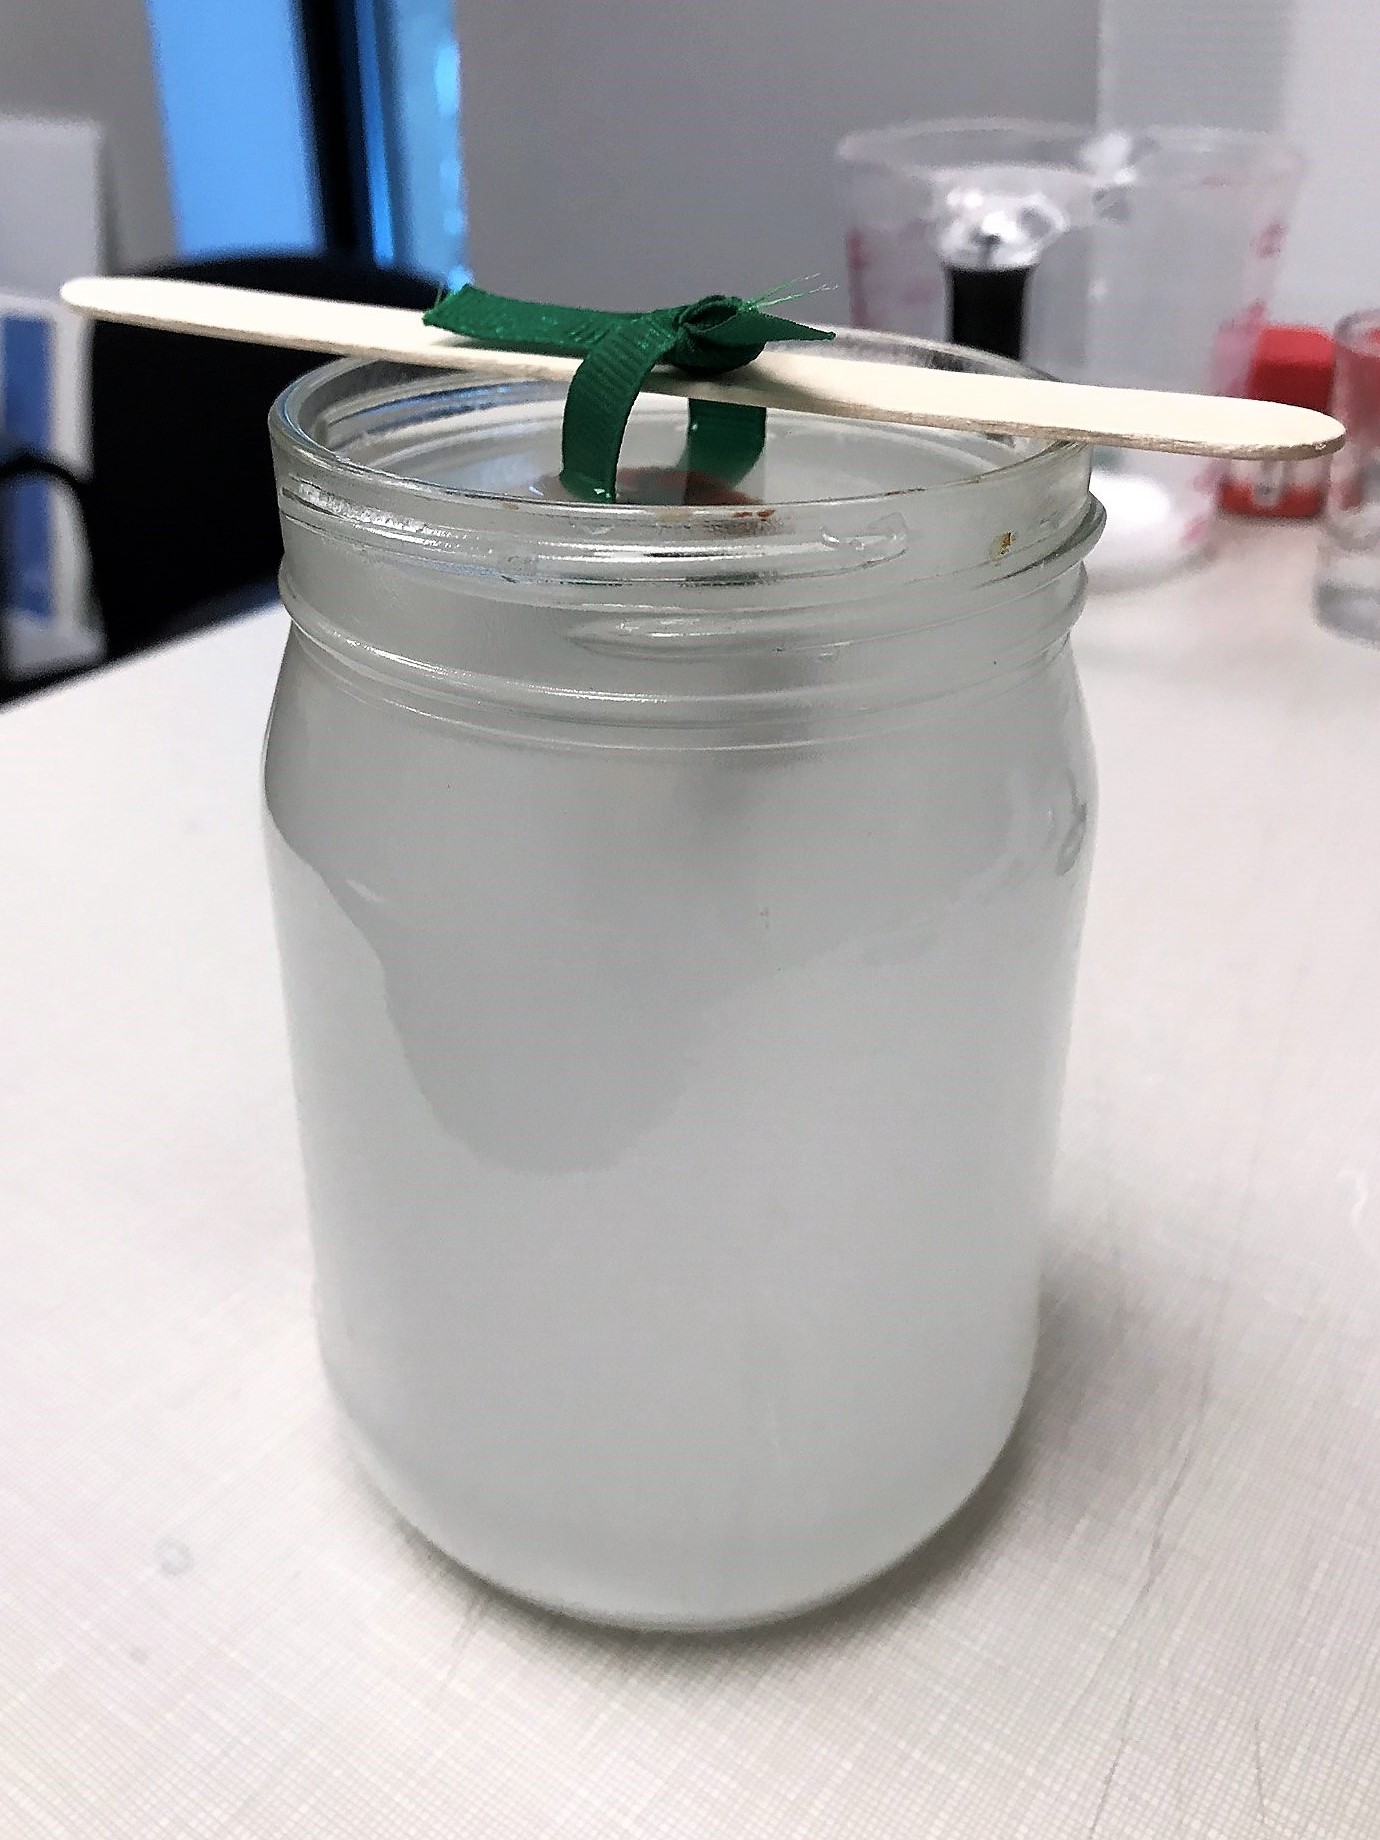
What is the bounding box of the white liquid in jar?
[264,386,1097,1627]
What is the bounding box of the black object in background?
[0,251,437,704]
[944,266,1032,365]
[86,251,439,665]
[298,0,375,258]
[296,0,466,284]
[0,444,93,705]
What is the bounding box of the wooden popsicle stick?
[60,275,1344,462]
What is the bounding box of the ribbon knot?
[424,284,833,502]
[660,295,784,374]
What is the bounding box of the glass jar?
[263,332,1102,1629]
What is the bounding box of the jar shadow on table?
[354,1225,1175,1656]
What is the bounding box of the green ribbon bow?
[423,284,834,502]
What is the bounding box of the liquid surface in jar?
[332,387,1047,508]
[531,467,768,508]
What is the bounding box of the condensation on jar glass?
[262,334,1103,1630]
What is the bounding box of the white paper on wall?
[0,115,105,674]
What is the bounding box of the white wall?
[1273,0,1380,328]
[0,0,175,269]
[458,0,1380,338]
[459,0,1099,311]
[1098,0,1380,330]
[1098,0,1295,134]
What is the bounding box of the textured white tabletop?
[2,525,1379,1836]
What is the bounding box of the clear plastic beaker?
[838,118,1304,586]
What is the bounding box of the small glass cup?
[1316,310,1380,646]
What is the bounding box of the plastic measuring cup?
[838,119,1304,586]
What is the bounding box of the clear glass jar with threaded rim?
[262,328,1102,1628]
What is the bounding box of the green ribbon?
[423,284,834,502]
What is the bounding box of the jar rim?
[269,335,1103,725]
[269,329,1083,528]
[269,333,1100,602]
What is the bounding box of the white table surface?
[3,524,1380,1837]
